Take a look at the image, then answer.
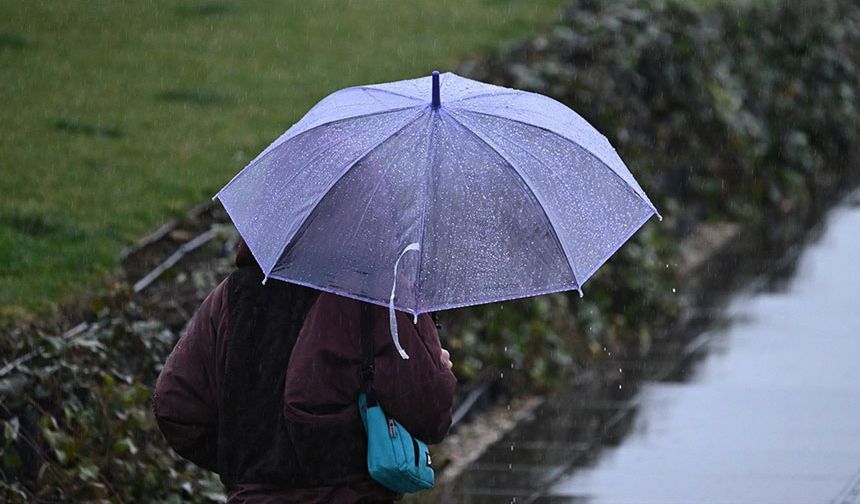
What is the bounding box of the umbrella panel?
[218,108,422,275]
[449,109,656,284]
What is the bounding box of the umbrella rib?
[354,86,426,102]
[412,113,440,314]
[447,90,519,104]
[443,110,581,290]
[454,108,659,218]
[216,105,422,197]
[264,108,428,279]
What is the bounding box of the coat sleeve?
[153,278,230,472]
[372,309,457,445]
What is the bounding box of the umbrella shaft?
[431,71,440,109]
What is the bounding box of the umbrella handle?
[389,242,420,359]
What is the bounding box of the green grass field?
[0,0,566,312]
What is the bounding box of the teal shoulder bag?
[357,304,435,494]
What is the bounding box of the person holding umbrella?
[155,70,658,502]
[154,239,456,502]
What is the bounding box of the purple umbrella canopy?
[215,71,659,355]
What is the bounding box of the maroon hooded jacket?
[153,244,457,503]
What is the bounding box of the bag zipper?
[387,417,397,438]
[412,437,420,467]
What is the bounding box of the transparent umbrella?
[215,71,659,356]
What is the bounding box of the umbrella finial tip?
[431,71,441,109]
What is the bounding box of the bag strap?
[359,302,378,407]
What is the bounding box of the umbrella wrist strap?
[389,242,420,360]
[359,303,377,406]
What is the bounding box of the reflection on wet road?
[548,202,860,503]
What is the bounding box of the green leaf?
[3,417,19,446]
[2,452,22,469]
[77,463,100,482]
[53,448,68,465]
[112,438,138,457]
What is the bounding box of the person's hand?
[440,348,453,370]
